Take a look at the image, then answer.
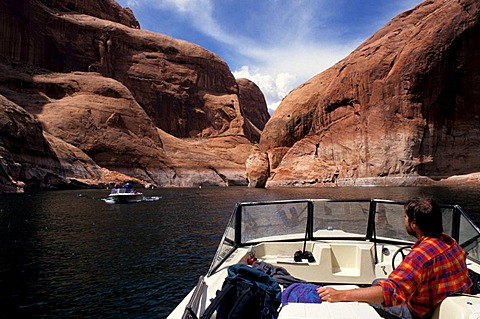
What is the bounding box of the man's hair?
[404,197,443,237]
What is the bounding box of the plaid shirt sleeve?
[376,234,472,319]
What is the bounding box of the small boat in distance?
[107,184,144,203]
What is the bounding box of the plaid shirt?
[376,233,472,319]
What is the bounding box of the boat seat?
[432,295,480,319]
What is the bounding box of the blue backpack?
[200,264,282,319]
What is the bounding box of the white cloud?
[122,0,140,7]
[128,0,242,46]
[159,0,229,42]
[158,0,203,13]
[232,42,354,113]
[123,0,208,12]
[233,66,295,114]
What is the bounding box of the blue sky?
[116,0,423,113]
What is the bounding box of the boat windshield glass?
[208,199,480,275]
[208,207,237,276]
[311,200,370,239]
[453,206,480,263]
[369,201,480,262]
[372,201,413,242]
[240,201,310,243]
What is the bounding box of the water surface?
[1,186,480,318]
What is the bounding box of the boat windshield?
[110,187,137,194]
[207,199,480,276]
[369,200,480,261]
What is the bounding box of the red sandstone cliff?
[2,0,479,192]
[0,0,269,191]
[255,0,480,187]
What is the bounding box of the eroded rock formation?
[237,78,271,143]
[0,0,269,191]
[259,0,480,187]
[1,0,242,138]
[245,152,270,188]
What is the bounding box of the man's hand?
[316,285,385,304]
[317,286,345,302]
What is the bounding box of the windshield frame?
[207,198,480,276]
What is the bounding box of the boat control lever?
[294,218,316,263]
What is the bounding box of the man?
[317,197,472,319]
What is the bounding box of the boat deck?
[279,300,381,319]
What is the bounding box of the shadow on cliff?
[415,24,480,181]
[0,58,73,190]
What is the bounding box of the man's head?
[404,197,443,238]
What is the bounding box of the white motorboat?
[107,184,144,203]
[168,198,480,319]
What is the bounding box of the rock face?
[245,152,270,188]
[0,0,270,191]
[0,95,67,192]
[0,59,169,190]
[1,0,241,138]
[259,0,480,187]
[237,78,271,142]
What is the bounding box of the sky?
[115,0,423,113]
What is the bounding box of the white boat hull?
[108,193,144,203]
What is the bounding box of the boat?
[107,184,144,203]
[168,198,480,319]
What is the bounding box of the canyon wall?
[0,0,269,191]
[257,0,480,187]
[1,0,479,191]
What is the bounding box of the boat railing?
[182,275,205,319]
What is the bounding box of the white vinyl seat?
[432,295,480,319]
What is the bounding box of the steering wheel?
[391,245,412,270]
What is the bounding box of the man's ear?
[411,220,420,232]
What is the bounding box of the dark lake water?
[2,186,480,318]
